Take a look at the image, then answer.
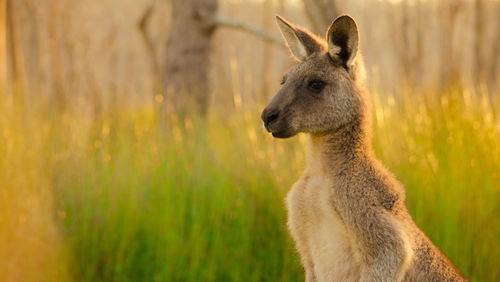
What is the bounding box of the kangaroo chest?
[285,173,361,281]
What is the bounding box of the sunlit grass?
[0,86,499,281]
[372,87,500,281]
[0,95,72,281]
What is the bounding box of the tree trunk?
[0,0,6,91]
[138,3,162,94]
[48,0,67,110]
[400,0,411,83]
[302,0,340,34]
[474,0,485,88]
[260,0,273,103]
[164,0,217,116]
[6,0,24,95]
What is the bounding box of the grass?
[0,86,499,281]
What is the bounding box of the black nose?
[262,109,280,128]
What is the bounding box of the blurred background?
[0,0,499,281]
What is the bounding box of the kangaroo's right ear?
[276,15,321,61]
[326,15,359,67]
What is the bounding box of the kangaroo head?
[261,15,366,138]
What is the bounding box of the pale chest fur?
[286,173,362,282]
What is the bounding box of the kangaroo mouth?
[263,118,296,139]
[271,131,293,138]
[270,128,296,139]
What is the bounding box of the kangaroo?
[261,15,467,282]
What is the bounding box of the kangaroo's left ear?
[326,15,359,67]
[276,15,322,61]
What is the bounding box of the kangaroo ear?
[276,15,320,61]
[326,15,359,67]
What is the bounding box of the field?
[1,85,499,281]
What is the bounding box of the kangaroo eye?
[307,80,326,93]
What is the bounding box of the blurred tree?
[23,0,41,97]
[439,0,463,87]
[6,0,25,96]
[414,0,424,89]
[260,0,273,102]
[474,0,485,88]
[163,0,283,115]
[164,0,218,116]
[139,2,161,93]
[0,0,6,91]
[489,8,500,94]
[400,0,412,84]
[48,0,68,110]
[302,0,339,34]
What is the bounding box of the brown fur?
[261,15,467,282]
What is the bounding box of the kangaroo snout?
[261,108,280,131]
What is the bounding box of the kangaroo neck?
[305,117,372,174]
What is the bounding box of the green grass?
[1,86,499,281]
[51,110,305,282]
